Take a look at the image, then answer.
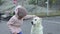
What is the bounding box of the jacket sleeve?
[7,17,15,25]
[23,15,37,19]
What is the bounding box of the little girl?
[7,5,37,34]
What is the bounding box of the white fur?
[31,17,43,34]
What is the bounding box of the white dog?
[31,17,43,34]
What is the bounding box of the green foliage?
[0,0,2,5]
[28,0,47,7]
[49,0,57,8]
[28,0,57,7]
[52,0,56,3]
[49,0,55,4]
[28,0,37,5]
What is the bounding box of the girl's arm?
[23,15,37,20]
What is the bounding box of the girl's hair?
[14,5,27,17]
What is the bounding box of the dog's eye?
[35,19,37,21]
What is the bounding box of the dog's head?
[31,17,42,25]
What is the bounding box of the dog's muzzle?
[31,21,36,26]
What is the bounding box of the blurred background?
[0,0,60,17]
[0,0,60,34]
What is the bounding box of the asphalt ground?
[0,16,60,34]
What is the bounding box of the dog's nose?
[31,21,33,25]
